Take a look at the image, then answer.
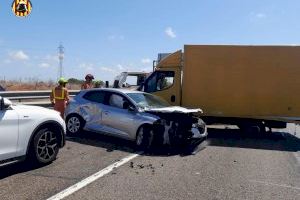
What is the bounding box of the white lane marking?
[47,153,141,200]
[249,180,300,191]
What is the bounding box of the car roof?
[81,88,145,95]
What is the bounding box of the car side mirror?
[0,97,12,110]
[0,97,4,110]
[128,105,135,112]
[123,101,135,111]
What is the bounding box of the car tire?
[66,114,85,135]
[136,125,153,151]
[31,128,59,165]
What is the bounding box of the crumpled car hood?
[144,106,202,114]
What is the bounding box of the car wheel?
[136,125,153,150]
[66,115,84,135]
[32,128,59,165]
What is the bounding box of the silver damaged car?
[65,89,207,149]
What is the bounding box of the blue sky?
[0,0,300,82]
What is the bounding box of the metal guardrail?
[0,90,80,107]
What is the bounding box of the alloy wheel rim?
[67,117,80,133]
[37,130,57,162]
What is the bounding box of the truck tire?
[238,122,266,134]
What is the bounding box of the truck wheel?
[136,125,153,151]
[31,128,59,165]
[238,122,266,134]
[66,114,85,135]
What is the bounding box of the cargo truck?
[141,45,300,132]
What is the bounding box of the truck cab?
[143,51,182,106]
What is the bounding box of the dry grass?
[0,80,81,91]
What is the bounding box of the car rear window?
[83,91,106,104]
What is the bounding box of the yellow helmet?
[58,77,68,84]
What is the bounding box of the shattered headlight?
[192,119,206,134]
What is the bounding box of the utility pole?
[58,43,64,79]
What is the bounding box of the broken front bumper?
[152,118,208,147]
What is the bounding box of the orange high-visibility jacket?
[50,86,69,118]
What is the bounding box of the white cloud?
[79,63,94,71]
[256,13,266,18]
[3,59,11,64]
[100,67,117,73]
[165,27,176,38]
[39,63,50,68]
[108,35,115,40]
[45,54,59,62]
[250,12,267,21]
[86,67,94,71]
[117,64,124,71]
[9,50,29,61]
[141,58,151,64]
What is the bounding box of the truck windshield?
[127,93,170,109]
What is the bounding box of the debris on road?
[130,162,134,168]
[129,162,163,175]
[137,164,144,169]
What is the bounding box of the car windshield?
[126,93,170,109]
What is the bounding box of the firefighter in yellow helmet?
[50,78,70,118]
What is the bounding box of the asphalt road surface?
[1,124,300,200]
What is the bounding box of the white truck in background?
[113,72,150,90]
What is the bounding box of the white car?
[0,96,66,166]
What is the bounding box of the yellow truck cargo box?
[182,45,300,122]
